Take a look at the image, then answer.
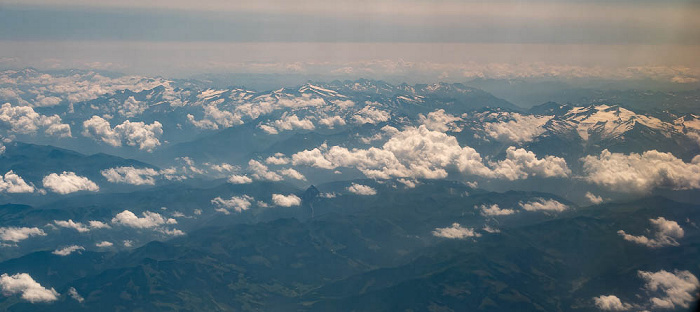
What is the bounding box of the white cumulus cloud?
[82,116,163,152]
[265,154,290,165]
[228,174,253,184]
[0,273,59,303]
[318,115,346,128]
[53,219,109,233]
[248,160,283,181]
[593,295,631,311]
[0,171,35,193]
[491,147,571,180]
[582,150,700,193]
[0,227,46,242]
[278,168,306,180]
[352,105,390,124]
[271,194,301,207]
[519,198,568,213]
[418,109,462,132]
[53,219,90,233]
[101,166,160,185]
[432,223,481,239]
[346,183,377,195]
[111,210,168,229]
[482,113,551,143]
[586,192,604,204]
[95,241,113,247]
[260,114,315,134]
[211,195,254,214]
[67,287,84,303]
[638,270,699,309]
[52,245,85,256]
[42,172,99,194]
[293,125,492,179]
[292,126,568,182]
[618,217,684,248]
[478,204,516,216]
[0,103,71,137]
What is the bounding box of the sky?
[0,0,698,82]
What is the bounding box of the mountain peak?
[302,185,320,201]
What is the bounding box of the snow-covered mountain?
[1,68,698,165]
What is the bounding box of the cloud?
[111,210,169,229]
[318,116,346,128]
[478,204,516,216]
[157,156,206,181]
[211,195,254,214]
[188,97,244,130]
[346,183,377,195]
[638,270,699,309]
[95,241,113,247]
[397,178,417,188]
[352,105,390,124]
[432,223,481,239]
[480,112,551,143]
[491,147,571,180]
[331,99,355,109]
[260,114,315,134]
[482,225,500,233]
[187,114,218,130]
[585,192,604,204]
[248,160,283,181]
[207,162,237,173]
[265,154,290,165]
[81,116,120,146]
[158,228,185,236]
[53,219,89,233]
[320,192,337,198]
[82,116,163,152]
[0,171,35,193]
[105,118,163,152]
[117,96,148,118]
[292,126,568,182]
[593,295,631,311]
[581,150,700,193]
[0,103,71,137]
[42,171,99,194]
[291,146,336,170]
[228,174,253,184]
[418,109,462,132]
[53,219,109,232]
[234,92,326,119]
[0,71,176,105]
[0,273,59,303]
[0,227,46,242]
[67,287,84,303]
[293,125,492,179]
[618,217,684,248]
[52,245,85,256]
[271,194,301,207]
[88,220,110,229]
[278,168,306,180]
[101,166,160,185]
[519,198,568,212]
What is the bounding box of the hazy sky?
[0,0,698,82]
